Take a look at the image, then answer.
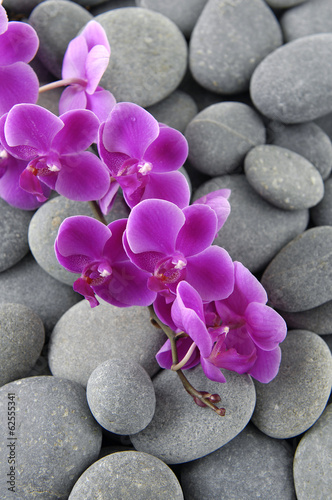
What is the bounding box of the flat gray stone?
[0,376,102,499]
[189,0,282,94]
[193,175,309,273]
[244,145,324,210]
[48,299,166,386]
[281,0,332,42]
[252,330,332,439]
[146,90,198,134]
[250,34,332,123]
[279,300,332,335]
[311,177,332,226]
[181,423,296,500]
[68,451,184,500]
[96,8,187,107]
[185,102,266,176]
[261,226,332,312]
[130,364,256,464]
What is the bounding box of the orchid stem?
[38,78,85,93]
[89,200,107,225]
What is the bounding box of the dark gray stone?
[281,0,332,42]
[130,364,256,464]
[244,145,324,210]
[36,85,62,116]
[0,303,45,386]
[146,90,198,134]
[185,102,266,176]
[87,358,156,434]
[261,226,332,312]
[181,423,296,500]
[265,0,307,7]
[311,176,332,226]
[0,376,102,499]
[2,0,44,15]
[193,175,309,273]
[68,451,184,499]
[279,300,332,335]
[189,0,282,95]
[96,8,187,107]
[315,111,332,142]
[250,34,332,123]
[91,0,136,15]
[252,330,332,439]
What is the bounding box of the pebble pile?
[0,0,331,498]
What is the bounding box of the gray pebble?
[87,358,156,434]
[293,404,332,500]
[311,176,332,226]
[0,376,102,499]
[250,34,332,123]
[146,90,198,133]
[36,85,62,116]
[130,364,256,464]
[181,423,296,500]
[189,0,282,95]
[265,0,307,8]
[2,0,44,15]
[185,102,266,176]
[48,299,166,386]
[267,121,332,180]
[261,226,332,312]
[193,175,309,273]
[96,8,187,107]
[91,0,136,16]
[251,330,332,439]
[281,0,332,43]
[279,300,332,335]
[244,145,324,210]
[0,303,44,386]
[315,111,332,142]
[68,451,184,500]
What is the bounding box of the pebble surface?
[281,0,332,42]
[280,300,332,336]
[311,176,332,226]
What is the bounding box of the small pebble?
[311,176,332,226]
[281,0,332,42]
[146,90,198,133]
[280,300,332,336]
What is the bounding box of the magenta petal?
[0,63,39,117]
[98,179,119,215]
[103,219,128,262]
[138,171,190,209]
[73,277,99,307]
[155,339,173,369]
[176,204,217,256]
[85,88,116,123]
[52,109,99,155]
[245,302,287,351]
[194,189,231,232]
[0,5,8,35]
[85,44,110,94]
[248,345,282,383]
[62,35,88,80]
[201,357,227,383]
[82,20,110,53]
[156,337,200,371]
[19,167,48,202]
[144,125,188,172]
[0,22,38,65]
[58,86,87,115]
[209,344,257,374]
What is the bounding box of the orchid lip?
[137,161,152,175]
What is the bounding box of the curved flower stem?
[89,200,108,225]
[38,78,85,93]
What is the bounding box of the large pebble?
[261,226,332,312]
[280,300,332,336]
[68,451,184,499]
[96,8,187,107]
[311,176,332,226]
[130,364,256,464]
[189,0,282,94]
[0,376,102,499]
[49,299,166,386]
[251,330,332,439]
[281,0,332,42]
[250,34,332,123]
[185,102,266,176]
[244,145,324,210]
[146,90,198,133]
[194,175,309,273]
[181,423,296,499]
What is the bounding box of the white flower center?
[138,161,152,175]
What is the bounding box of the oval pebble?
[244,145,324,210]
[280,300,332,336]
[250,34,332,123]
[185,102,266,176]
[96,7,187,107]
[181,423,296,500]
[281,0,332,42]
[0,376,102,499]
[311,176,332,226]
[251,330,332,439]
[130,364,256,464]
[193,175,309,273]
[261,226,332,312]
[68,451,184,500]
[146,90,198,133]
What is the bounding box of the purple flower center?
[148,255,187,299]
[81,260,112,287]
[0,147,9,178]
[27,154,61,178]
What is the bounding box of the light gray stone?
[146,90,198,134]
[281,0,332,42]
[279,300,332,335]
[311,176,332,226]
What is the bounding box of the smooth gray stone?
[36,85,62,116]
[279,300,332,335]
[244,145,324,210]
[265,0,307,7]
[0,198,32,273]
[29,0,93,78]
[0,253,81,336]
[91,0,136,15]
[193,175,309,273]
[0,376,102,500]
[250,34,332,123]
[293,404,332,500]
[181,423,296,500]
[68,451,184,500]
[185,102,266,176]
[281,0,332,42]
[49,299,166,386]
[252,330,332,439]
[311,176,332,226]
[189,0,282,95]
[261,226,332,312]
[315,111,332,142]
[0,303,44,386]
[130,364,256,464]
[96,8,187,107]
[87,358,156,434]
[146,90,198,134]
[2,0,44,15]
[267,121,332,180]
[28,195,129,286]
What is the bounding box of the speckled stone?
[193,175,309,273]
[311,176,332,226]
[68,451,184,499]
[261,226,332,312]
[189,0,282,95]
[250,34,332,123]
[0,376,102,499]
[181,423,296,500]
[281,0,332,42]
[252,330,332,439]
[96,8,187,107]
[279,300,332,335]
[146,90,198,133]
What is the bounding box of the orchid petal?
[144,125,188,172]
[153,295,177,331]
[0,22,38,65]
[245,302,287,351]
[104,219,128,263]
[0,63,39,117]
[58,85,87,115]
[52,109,99,155]
[200,357,227,383]
[62,35,88,80]
[209,344,257,373]
[98,179,120,215]
[0,5,8,35]
[194,189,231,232]
[85,88,116,123]
[248,345,282,383]
[156,337,200,371]
[82,20,110,53]
[73,277,99,308]
[176,204,217,256]
[19,166,49,203]
[85,44,110,94]
[137,170,190,209]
